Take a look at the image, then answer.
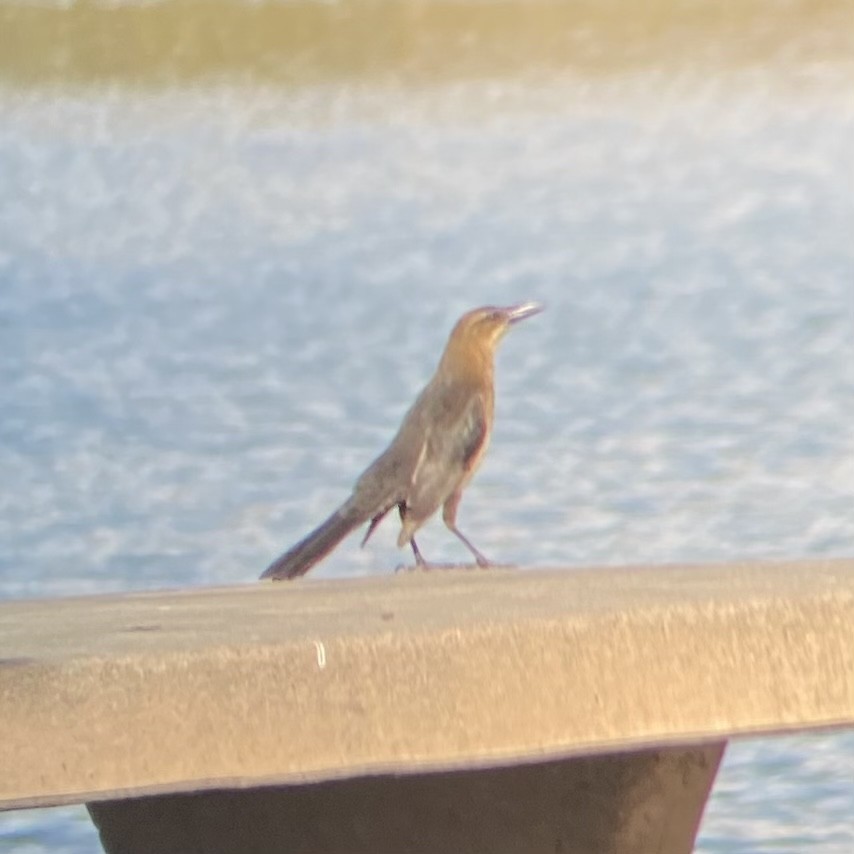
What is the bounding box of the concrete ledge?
[86,745,725,854]
[2,559,854,811]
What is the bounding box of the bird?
[260,302,543,580]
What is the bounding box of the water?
[2,0,854,849]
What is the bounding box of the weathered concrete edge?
[2,560,854,811]
[1,725,844,813]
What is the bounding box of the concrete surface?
[2,560,854,811]
[87,744,725,854]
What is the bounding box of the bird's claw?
[395,561,497,573]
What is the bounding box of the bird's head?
[451,302,543,349]
[441,302,543,375]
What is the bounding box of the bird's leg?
[449,526,491,567]
[410,536,428,567]
[442,493,491,568]
[398,503,430,569]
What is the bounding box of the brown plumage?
[260,302,542,580]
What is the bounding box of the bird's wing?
[454,390,491,473]
[405,389,489,520]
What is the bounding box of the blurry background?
[1,0,853,850]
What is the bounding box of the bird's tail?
[261,500,370,581]
[261,501,368,580]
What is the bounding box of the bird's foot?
[394,562,417,573]
[395,561,500,573]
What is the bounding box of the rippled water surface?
[1,0,854,849]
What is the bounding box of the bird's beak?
[505,302,544,324]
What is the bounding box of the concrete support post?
[88,743,725,854]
